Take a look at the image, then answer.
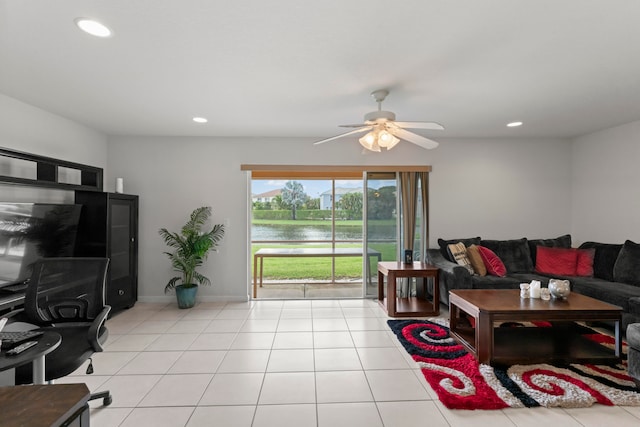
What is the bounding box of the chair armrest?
[88,305,111,352]
[2,307,25,320]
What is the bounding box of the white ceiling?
[2,0,640,140]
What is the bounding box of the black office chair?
[13,257,113,406]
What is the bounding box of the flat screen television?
[0,202,81,289]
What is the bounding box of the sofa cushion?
[575,248,595,277]
[466,244,487,276]
[578,242,623,281]
[571,276,640,311]
[480,238,533,273]
[613,240,640,286]
[535,246,579,276]
[527,234,572,266]
[438,237,481,262]
[470,274,520,289]
[447,242,474,274]
[478,246,507,277]
[629,297,640,317]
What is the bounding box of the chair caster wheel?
[103,395,113,406]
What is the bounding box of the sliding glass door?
[245,165,429,300]
[363,172,399,298]
[251,178,365,299]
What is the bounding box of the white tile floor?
[57,299,640,427]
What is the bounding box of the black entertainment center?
[74,191,138,312]
[0,147,138,314]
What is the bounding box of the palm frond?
[192,271,211,287]
[159,206,224,294]
[164,276,182,293]
[182,206,211,236]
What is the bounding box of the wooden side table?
[377,261,440,317]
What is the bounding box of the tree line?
[253,180,396,220]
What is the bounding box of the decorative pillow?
[477,246,507,277]
[535,246,578,276]
[578,242,622,281]
[575,248,595,277]
[437,237,481,262]
[447,242,474,274]
[480,238,533,273]
[466,244,487,276]
[613,240,640,286]
[527,234,572,266]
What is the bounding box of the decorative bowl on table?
[548,279,570,299]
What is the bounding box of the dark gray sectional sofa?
[427,235,640,329]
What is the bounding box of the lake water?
[252,223,395,241]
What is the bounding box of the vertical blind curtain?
[398,171,430,297]
[399,172,418,297]
[419,171,429,259]
[400,172,418,256]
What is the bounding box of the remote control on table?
[6,341,38,356]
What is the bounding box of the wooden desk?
[0,331,61,385]
[0,292,25,315]
[253,247,382,298]
[0,383,90,427]
[377,261,439,317]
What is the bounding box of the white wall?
[571,119,640,245]
[429,138,573,242]
[108,135,573,302]
[0,94,108,202]
[2,91,636,302]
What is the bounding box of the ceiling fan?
[314,89,444,152]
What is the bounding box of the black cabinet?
[75,191,138,312]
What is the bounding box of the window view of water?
[252,223,395,242]
[251,177,399,299]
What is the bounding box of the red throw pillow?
[477,246,507,277]
[575,248,595,277]
[535,246,578,275]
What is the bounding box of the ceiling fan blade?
[393,121,444,130]
[339,123,368,128]
[391,127,440,149]
[314,126,372,145]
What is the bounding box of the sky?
[251,179,363,198]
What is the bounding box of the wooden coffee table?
[449,289,622,365]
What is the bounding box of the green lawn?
[250,217,397,280]
[251,243,396,280]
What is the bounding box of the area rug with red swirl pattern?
[388,319,640,410]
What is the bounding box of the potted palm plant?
[159,206,225,308]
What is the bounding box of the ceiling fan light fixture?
[359,131,381,152]
[358,127,399,152]
[386,135,401,150]
[377,130,399,149]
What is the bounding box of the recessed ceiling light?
[75,18,112,38]
[193,117,208,123]
[507,121,523,128]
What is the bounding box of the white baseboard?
[137,295,249,303]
